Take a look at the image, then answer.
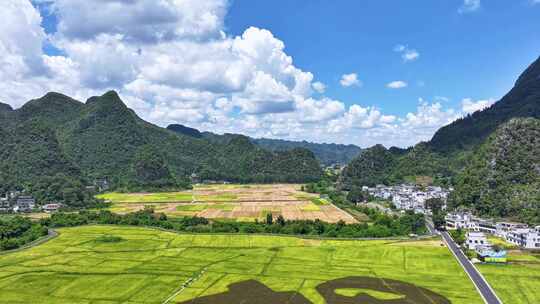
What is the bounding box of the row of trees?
[41,207,425,239]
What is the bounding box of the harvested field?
[0,226,482,303]
[101,184,357,223]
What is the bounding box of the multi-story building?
[13,195,36,213]
[445,212,476,230]
[506,227,540,249]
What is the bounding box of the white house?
[466,232,488,250]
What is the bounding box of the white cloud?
[386,81,408,89]
[50,0,227,43]
[459,0,481,13]
[340,73,361,87]
[312,81,326,93]
[393,44,419,62]
[461,98,494,114]
[0,0,496,148]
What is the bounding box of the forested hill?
[166,124,362,166]
[0,91,322,205]
[429,56,540,153]
[251,138,362,166]
[450,118,540,224]
[341,58,540,187]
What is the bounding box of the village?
[363,183,540,264]
[363,184,451,213]
[0,191,61,214]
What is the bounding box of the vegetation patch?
[95,235,123,243]
[300,203,321,212]
[96,192,193,203]
[310,197,330,206]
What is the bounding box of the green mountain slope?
[0,91,323,199]
[339,144,398,188]
[450,118,540,223]
[430,56,540,153]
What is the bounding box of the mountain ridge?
[166,123,362,166]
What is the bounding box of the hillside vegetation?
[450,118,540,223]
[0,91,322,206]
[340,56,540,223]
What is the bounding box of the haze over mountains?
[166,124,362,166]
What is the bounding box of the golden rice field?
[97,184,356,223]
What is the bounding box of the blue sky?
[1,0,539,147]
[225,0,540,118]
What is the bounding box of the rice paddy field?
[97,184,356,223]
[477,249,540,304]
[0,225,483,304]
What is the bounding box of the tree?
[346,187,365,204]
[266,213,273,225]
[276,215,286,226]
[426,197,446,229]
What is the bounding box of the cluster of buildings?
[363,184,451,213]
[0,191,61,214]
[446,211,540,250]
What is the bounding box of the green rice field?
[478,250,540,304]
[96,192,194,203]
[0,225,482,303]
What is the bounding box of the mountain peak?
[0,102,13,112]
[85,90,128,110]
[516,56,540,87]
[167,124,203,138]
[102,90,121,99]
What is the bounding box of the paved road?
[440,231,502,304]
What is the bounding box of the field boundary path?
[440,231,502,304]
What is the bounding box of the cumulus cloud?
[340,73,361,87]
[49,0,228,43]
[393,44,419,62]
[0,0,494,148]
[312,81,326,93]
[386,81,408,89]
[459,0,481,13]
[461,98,494,114]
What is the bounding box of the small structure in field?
[476,246,507,263]
[42,203,62,213]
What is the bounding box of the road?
[439,230,502,304]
